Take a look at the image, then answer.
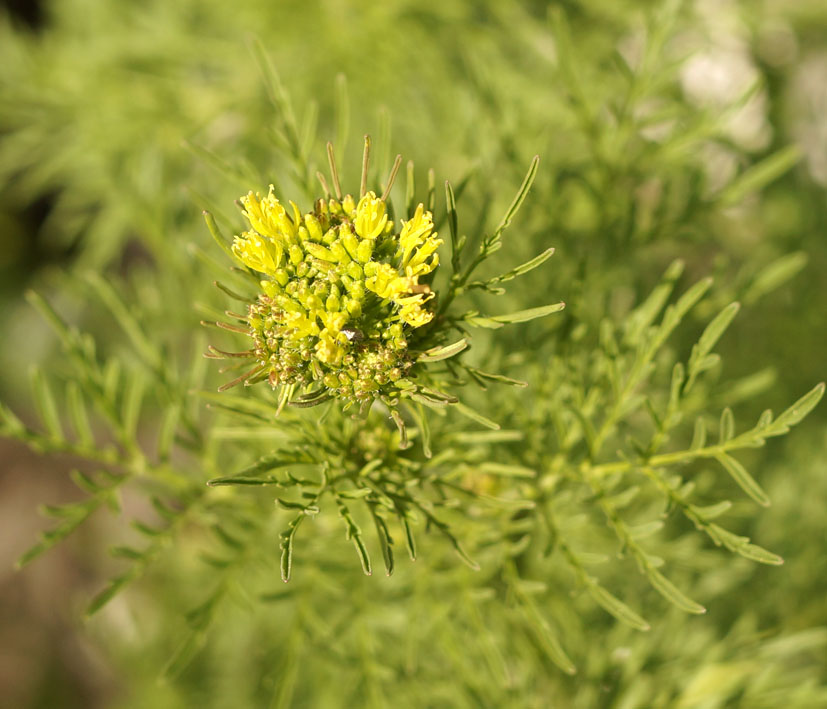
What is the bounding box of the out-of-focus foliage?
[1,0,826,707]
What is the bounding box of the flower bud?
[326,293,341,312]
[356,239,373,264]
[304,214,323,242]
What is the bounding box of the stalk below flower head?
[207,139,443,412]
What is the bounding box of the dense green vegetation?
[1,1,825,706]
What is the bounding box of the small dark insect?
[341,328,365,343]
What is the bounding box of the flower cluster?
[225,182,442,406]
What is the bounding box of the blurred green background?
[1,0,825,706]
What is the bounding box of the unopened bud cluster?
[231,186,442,405]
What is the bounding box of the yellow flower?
[399,303,435,328]
[315,330,345,366]
[365,263,406,300]
[398,204,442,276]
[395,287,435,327]
[217,149,442,406]
[231,230,284,275]
[318,310,348,333]
[354,192,391,239]
[240,186,286,239]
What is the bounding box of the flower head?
[213,146,442,409]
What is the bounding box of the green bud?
[280,298,302,313]
[305,294,323,310]
[305,242,337,261]
[330,241,349,263]
[356,240,373,264]
[304,214,323,241]
[341,230,360,260]
[310,359,323,379]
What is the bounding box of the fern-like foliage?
[460,261,824,670]
[1,3,825,703]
